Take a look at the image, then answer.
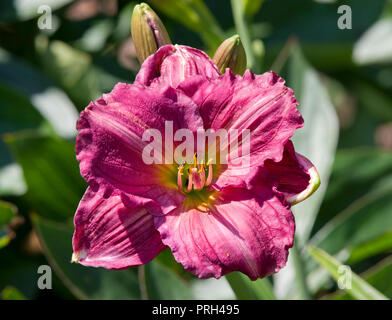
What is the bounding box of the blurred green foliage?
[0,0,391,300]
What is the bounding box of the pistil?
[177,156,214,193]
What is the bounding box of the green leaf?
[5,131,86,222]
[310,174,392,260]
[353,8,392,65]
[0,83,45,134]
[350,78,392,122]
[242,0,264,18]
[0,200,17,227]
[261,0,385,70]
[355,257,392,299]
[289,46,339,244]
[348,231,392,264]
[0,163,26,196]
[274,45,339,299]
[330,257,392,300]
[145,261,195,299]
[316,149,392,230]
[0,246,45,299]
[0,201,17,249]
[0,80,46,196]
[225,272,276,300]
[330,256,392,300]
[1,286,27,300]
[113,3,138,41]
[231,0,256,69]
[307,175,392,294]
[0,48,79,138]
[35,37,101,109]
[148,0,224,51]
[74,19,115,53]
[308,246,388,300]
[32,214,141,300]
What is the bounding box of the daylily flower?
[72,44,319,280]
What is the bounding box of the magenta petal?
[72,187,165,269]
[178,70,304,167]
[136,44,220,88]
[265,141,310,196]
[154,187,295,280]
[76,82,202,212]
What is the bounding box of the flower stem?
[138,265,148,300]
[270,36,297,74]
[291,240,311,299]
[226,272,276,300]
[230,0,255,70]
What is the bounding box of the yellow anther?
[197,202,210,212]
[198,160,204,173]
[178,162,185,175]
[176,157,214,193]
[193,153,198,168]
[209,194,216,201]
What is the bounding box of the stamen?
[205,159,213,186]
[198,160,204,173]
[177,162,185,191]
[186,169,194,192]
[193,153,198,168]
[176,157,214,193]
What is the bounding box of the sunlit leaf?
[0,48,78,138]
[308,246,388,300]
[353,18,392,65]
[35,37,101,110]
[0,198,18,249]
[331,256,392,299]
[74,19,115,53]
[191,278,235,300]
[113,3,138,41]
[0,200,17,227]
[1,286,27,300]
[289,46,339,244]
[242,0,264,18]
[0,76,47,196]
[226,272,276,300]
[273,45,339,299]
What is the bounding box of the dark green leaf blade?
[33,214,141,300]
[5,131,86,222]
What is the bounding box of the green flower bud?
[131,3,171,63]
[213,35,247,75]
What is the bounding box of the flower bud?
[131,3,171,63]
[213,35,247,75]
